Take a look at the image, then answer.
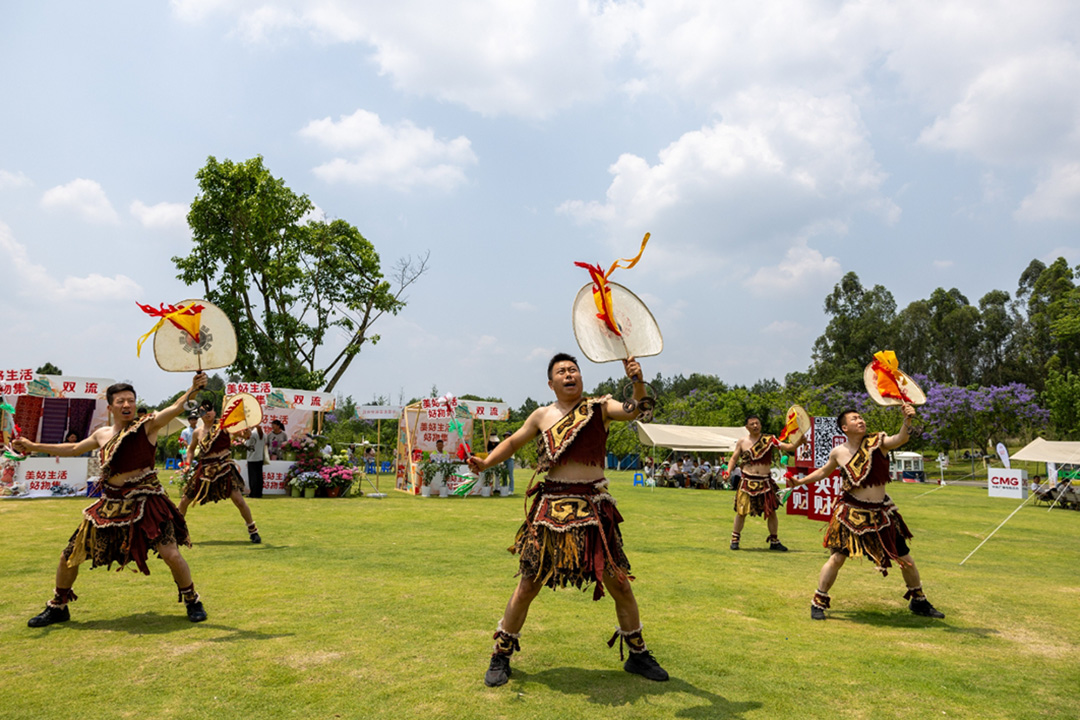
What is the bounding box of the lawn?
[1,472,1078,720]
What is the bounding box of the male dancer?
[177,399,260,543]
[469,353,669,687]
[725,415,803,551]
[787,404,945,620]
[16,374,210,626]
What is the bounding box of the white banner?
[460,400,511,421]
[988,468,1028,499]
[996,442,1011,469]
[0,373,113,400]
[233,459,293,495]
[355,405,403,420]
[10,457,91,498]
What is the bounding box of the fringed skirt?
[184,455,243,505]
[824,492,912,576]
[734,473,780,518]
[512,480,632,601]
[63,471,191,575]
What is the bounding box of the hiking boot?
[186,601,208,623]
[484,654,512,687]
[769,541,788,552]
[250,532,262,544]
[810,605,826,621]
[909,598,945,619]
[28,604,70,628]
[624,650,669,681]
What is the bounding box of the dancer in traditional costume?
[177,399,261,543]
[17,375,210,627]
[469,353,669,687]
[725,415,804,551]
[786,404,945,620]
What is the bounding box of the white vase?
[420,485,431,497]
[438,486,448,498]
[480,486,492,497]
[500,486,511,497]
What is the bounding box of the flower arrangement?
[288,471,322,489]
[419,459,458,486]
[319,464,355,490]
[177,462,197,493]
[284,435,329,486]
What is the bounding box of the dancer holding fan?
[787,351,945,621]
[469,235,668,688]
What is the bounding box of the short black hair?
[836,409,858,432]
[106,383,136,405]
[271,419,284,429]
[745,414,762,425]
[547,352,579,380]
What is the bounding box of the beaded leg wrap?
[607,625,647,661]
[812,590,831,610]
[247,521,258,536]
[47,587,78,608]
[177,583,200,605]
[731,532,740,544]
[767,534,781,546]
[904,586,926,602]
[492,621,521,657]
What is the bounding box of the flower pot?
[290,486,302,497]
[327,486,342,498]
[438,486,448,498]
[500,486,511,497]
[480,486,492,497]
[420,485,431,497]
[303,487,316,498]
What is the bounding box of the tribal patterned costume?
[184,425,244,505]
[733,434,781,518]
[512,397,631,601]
[63,415,191,574]
[823,432,912,576]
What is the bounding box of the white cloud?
[933,259,955,270]
[300,109,477,191]
[559,89,888,239]
[1015,163,1080,222]
[919,47,1080,166]
[761,320,802,335]
[173,0,615,118]
[0,169,32,190]
[511,301,535,312]
[745,241,842,295]
[0,221,142,301]
[130,200,190,230]
[40,178,120,224]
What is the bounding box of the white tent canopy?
[636,423,748,453]
[1011,437,1080,464]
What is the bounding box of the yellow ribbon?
[136,302,201,357]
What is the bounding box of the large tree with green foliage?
[173,156,428,392]
[810,271,897,390]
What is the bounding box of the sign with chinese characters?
[10,457,91,498]
[786,415,845,522]
[224,383,335,412]
[355,405,404,420]
[0,373,112,400]
[233,460,293,495]
[988,468,1028,499]
[459,400,511,421]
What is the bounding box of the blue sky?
[3,1,1080,407]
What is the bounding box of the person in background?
[266,420,287,461]
[244,424,266,498]
[502,431,515,494]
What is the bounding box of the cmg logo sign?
[988,468,1028,499]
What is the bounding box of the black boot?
[28,604,70,628]
[185,600,208,622]
[909,598,945,618]
[624,651,670,681]
[484,654,511,687]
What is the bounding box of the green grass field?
[2,473,1078,720]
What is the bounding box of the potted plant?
[320,465,354,498]
[288,472,321,498]
[418,460,439,497]
[484,462,510,496]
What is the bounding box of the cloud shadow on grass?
[513,667,761,719]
